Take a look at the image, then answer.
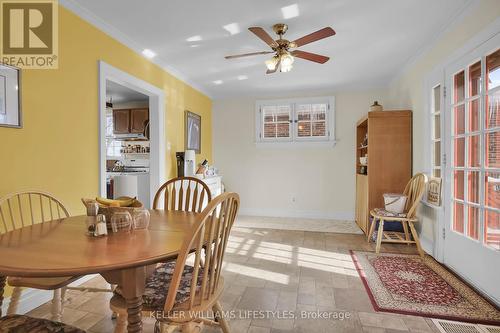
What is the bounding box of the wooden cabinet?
[113,109,131,134]
[113,109,149,134]
[355,110,412,234]
[130,108,149,133]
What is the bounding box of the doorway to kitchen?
[98,61,166,208]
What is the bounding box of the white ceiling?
[106,80,148,103]
[65,0,472,99]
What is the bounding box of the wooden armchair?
[110,192,240,333]
[0,191,80,321]
[153,177,212,212]
[368,173,427,256]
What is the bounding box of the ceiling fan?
[225,23,336,74]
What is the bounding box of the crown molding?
[389,0,480,87]
[59,0,212,99]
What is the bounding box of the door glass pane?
[433,85,441,112]
[469,99,480,132]
[469,61,481,97]
[467,205,480,240]
[487,91,500,129]
[485,172,500,209]
[468,135,480,167]
[454,105,465,135]
[467,171,480,204]
[486,131,500,168]
[484,209,500,250]
[486,48,500,91]
[454,137,465,167]
[434,114,441,139]
[454,70,465,103]
[454,170,464,200]
[434,141,441,167]
[454,202,464,234]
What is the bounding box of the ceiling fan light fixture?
[280,62,293,72]
[265,56,279,70]
[280,53,295,66]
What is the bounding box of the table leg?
[102,267,147,333]
[0,275,6,317]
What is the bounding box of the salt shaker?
[95,214,108,237]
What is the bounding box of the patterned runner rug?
[350,251,500,325]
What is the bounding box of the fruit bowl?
[81,197,143,228]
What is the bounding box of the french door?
[443,33,500,304]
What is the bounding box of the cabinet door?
[113,109,130,134]
[130,109,149,133]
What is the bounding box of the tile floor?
[26,227,440,333]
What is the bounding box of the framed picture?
[0,63,21,128]
[185,111,201,153]
[427,177,442,206]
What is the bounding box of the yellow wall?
[0,6,212,215]
[0,7,212,298]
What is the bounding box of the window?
[256,97,335,144]
[431,84,442,177]
[450,47,500,250]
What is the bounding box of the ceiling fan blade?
[249,27,278,48]
[291,50,330,64]
[291,27,336,48]
[266,58,281,74]
[225,51,274,59]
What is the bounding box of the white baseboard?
[238,208,355,221]
[1,274,98,315]
[420,235,434,256]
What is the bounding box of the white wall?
[386,0,500,248]
[213,90,390,220]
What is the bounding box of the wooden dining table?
[0,210,199,333]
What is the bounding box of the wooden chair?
[0,314,86,332]
[153,177,212,212]
[368,173,427,257]
[110,192,240,333]
[0,191,80,321]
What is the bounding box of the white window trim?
[255,96,336,148]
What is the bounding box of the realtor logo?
[1,0,58,69]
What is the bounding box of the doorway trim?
[98,61,166,207]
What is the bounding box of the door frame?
[98,61,166,207]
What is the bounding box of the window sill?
[255,140,337,149]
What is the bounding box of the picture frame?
[0,63,22,128]
[427,177,442,206]
[185,110,201,154]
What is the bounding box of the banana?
[96,197,136,207]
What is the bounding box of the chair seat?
[114,262,203,311]
[0,315,85,332]
[372,208,407,218]
[7,276,80,289]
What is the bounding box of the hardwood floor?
[26,226,439,333]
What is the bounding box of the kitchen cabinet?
[113,109,131,134]
[113,108,149,134]
[130,108,149,133]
